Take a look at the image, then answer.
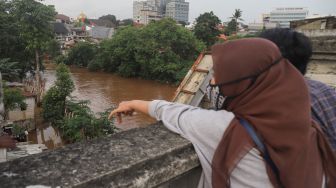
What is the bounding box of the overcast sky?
[43,0,336,23]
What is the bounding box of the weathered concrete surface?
[297,29,336,38]
[306,36,336,88]
[310,37,336,52]
[0,123,200,188]
[156,166,202,188]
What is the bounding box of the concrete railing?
[0,123,202,188]
[297,29,336,38]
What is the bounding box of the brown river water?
[29,64,177,149]
[27,61,336,149]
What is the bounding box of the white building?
[270,7,308,28]
[248,22,279,32]
[165,0,189,24]
[133,1,152,23]
[133,0,189,25]
[140,10,162,25]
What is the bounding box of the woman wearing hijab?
[109,38,336,188]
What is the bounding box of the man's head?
[259,28,312,75]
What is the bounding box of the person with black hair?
[260,28,336,150]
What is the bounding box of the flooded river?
[29,64,177,149]
[28,60,335,149]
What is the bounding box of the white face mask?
[206,84,226,110]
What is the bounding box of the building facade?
[133,0,189,25]
[165,0,189,24]
[270,7,308,28]
[248,22,279,32]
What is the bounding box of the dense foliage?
[42,64,74,125]
[0,0,35,78]
[64,19,205,84]
[1,0,56,104]
[3,87,27,119]
[45,39,61,59]
[11,0,56,77]
[193,11,222,47]
[99,14,117,26]
[0,0,28,62]
[62,99,116,142]
[42,64,116,142]
[0,58,23,82]
[66,42,97,67]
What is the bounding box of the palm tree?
[230,9,244,33]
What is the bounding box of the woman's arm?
[108,100,150,123]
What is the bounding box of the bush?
[61,99,116,142]
[42,64,116,142]
[42,64,74,126]
[96,19,205,83]
[0,58,23,81]
[42,86,65,125]
[45,39,61,59]
[66,42,97,67]
[3,88,27,111]
[54,55,67,64]
[87,60,101,72]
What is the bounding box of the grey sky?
[43,0,336,23]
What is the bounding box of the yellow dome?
[77,11,87,20]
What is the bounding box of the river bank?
[28,64,177,149]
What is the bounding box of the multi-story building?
[270,7,308,28]
[139,9,162,25]
[248,22,279,32]
[261,13,271,23]
[133,0,189,25]
[133,1,150,22]
[165,0,189,24]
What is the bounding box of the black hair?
[259,28,312,75]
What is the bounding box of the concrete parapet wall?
[311,39,336,52]
[0,123,201,188]
[295,29,336,52]
[297,29,336,38]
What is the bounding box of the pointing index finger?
[108,109,118,120]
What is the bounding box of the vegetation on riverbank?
[42,64,117,143]
[0,0,58,81]
[57,18,205,84]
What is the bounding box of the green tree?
[54,54,67,64]
[96,26,141,73]
[229,9,244,33]
[87,60,101,72]
[45,39,61,59]
[0,58,22,82]
[97,19,205,83]
[99,14,117,25]
[3,87,27,119]
[193,11,221,47]
[66,42,97,67]
[0,0,33,72]
[11,0,56,103]
[42,64,74,125]
[119,19,134,26]
[225,19,238,35]
[61,99,116,142]
[55,64,75,98]
[41,86,64,125]
[137,18,205,82]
